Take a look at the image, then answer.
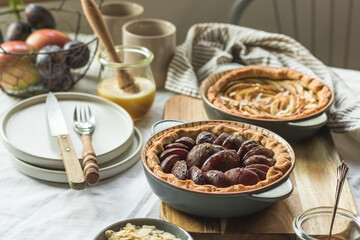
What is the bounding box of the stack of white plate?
[0,92,142,184]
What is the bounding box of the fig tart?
[145,122,293,193]
[206,66,333,121]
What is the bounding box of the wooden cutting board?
[160,95,358,237]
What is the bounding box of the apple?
[25,29,71,51]
[0,41,35,63]
[0,41,40,91]
[0,60,40,91]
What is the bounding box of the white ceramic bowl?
[94,218,193,240]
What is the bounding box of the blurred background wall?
[0,0,236,44]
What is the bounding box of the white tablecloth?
[0,67,359,240]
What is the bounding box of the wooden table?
[160,95,358,239]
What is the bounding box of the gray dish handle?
[287,113,327,128]
[246,178,293,202]
[151,120,186,135]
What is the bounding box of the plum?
[212,144,226,152]
[36,45,68,80]
[245,167,267,180]
[161,155,180,173]
[42,70,73,91]
[6,20,32,41]
[242,155,276,167]
[225,168,260,186]
[174,137,196,150]
[222,135,244,151]
[213,133,231,145]
[201,150,240,172]
[159,148,188,162]
[164,143,189,151]
[242,146,274,161]
[237,140,260,160]
[245,164,270,173]
[186,143,220,168]
[187,166,205,185]
[171,160,187,180]
[196,131,217,145]
[63,41,90,69]
[25,4,55,29]
[204,170,231,188]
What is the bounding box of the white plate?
[9,127,142,183]
[1,92,134,169]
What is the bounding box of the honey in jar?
[97,76,155,120]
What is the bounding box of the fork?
[73,105,99,185]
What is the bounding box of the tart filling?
[145,123,293,193]
[206,66,333,120]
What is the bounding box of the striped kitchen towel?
[165,23,360,133]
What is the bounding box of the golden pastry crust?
[206,66,333,121]
[145,123,293,193]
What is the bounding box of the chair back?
[229,0,359,70]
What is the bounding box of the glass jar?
[293,207,360,240]
[97,46,156,121]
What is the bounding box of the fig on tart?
[146,123,293,193]
[206,66,333,121]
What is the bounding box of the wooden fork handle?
[81,134,100,185]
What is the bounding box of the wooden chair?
[228,0,360,70]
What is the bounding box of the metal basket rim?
[0,37,98,56]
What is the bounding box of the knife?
[46,92,85,190]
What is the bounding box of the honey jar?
[97,46,156,120]
[293,207,360,240]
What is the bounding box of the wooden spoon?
[81,0,139,93]
[328,161,349,240]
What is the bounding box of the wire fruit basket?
[0,0,99,98]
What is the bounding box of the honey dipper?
[81,0,140,93]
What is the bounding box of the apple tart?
[206,66,333,121]
[145,122,293,193]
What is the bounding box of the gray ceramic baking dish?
[199,70,334,142]
[94,218,193,240]
[142,120,295,218]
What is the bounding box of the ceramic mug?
[122,18,176,89]
[100,1,144,46]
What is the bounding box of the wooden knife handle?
[81,134,99,185]
[81,0,138,92]
[57,134,85,190]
